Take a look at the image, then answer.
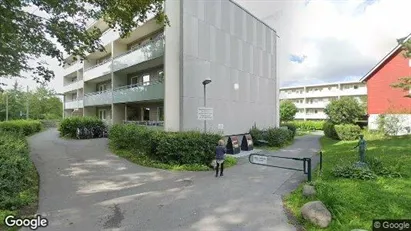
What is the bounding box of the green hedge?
[282,123,297,137]
[249,126,294,147]
[109,124,221,166]
[323,121,338,139]
[287,120,325,131]
[59,117,106,138]
[335,124,361,141]
[0,132,38,217]
[0,120,42,136]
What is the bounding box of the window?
[314,110,318,114]
[354,85,358,89]
[71,77,77,82]
[143,108,150,121]
[98,109,106,120]
[98,83,109,92]
[143,74,150,86]
[158,107,164,121]
[71,93,77,100]
[158,71,164,82]
[130,76,138,85]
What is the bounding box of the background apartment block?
[61,0,279,136]
[279,81,367,120]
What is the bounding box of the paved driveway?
[27,129,321,231]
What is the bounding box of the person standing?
[215,139,227,177]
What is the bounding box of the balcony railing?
[124,120,164,130]
[113,80,164,104]
[83,35,165,81]
[65,100,84,109]
[83,89,112,106]
[63,79,84,93]
[112,35,165,72]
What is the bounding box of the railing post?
[319,151,323,172]
[307,158,312,182]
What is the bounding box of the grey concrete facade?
[165,0,279,135]
[63,0,278,136]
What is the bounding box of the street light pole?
[203,84,206,133]
[202,78,212,133]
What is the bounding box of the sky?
[2,0,411,91]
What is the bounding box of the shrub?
[334,124,361,141]
[280,100,298,122]
[287,120,325,131]
[366,157,402,178]
[282,123,297,137]
[108,124,221,166]
[323,121,338,139]
[332,165,376,180]
[249,126,264,142]
[0,120,42,136]
[266,127,292,147]
[59,117,106,138]
[324,97,363,124]
[0,132,38,211]
[377,114,402,136]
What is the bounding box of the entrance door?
[98,109,106,120]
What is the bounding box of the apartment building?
[61,0,279,135]
[279,81,367,120]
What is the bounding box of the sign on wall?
[197,107,213,120]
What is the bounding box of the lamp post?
[202,78,212,133]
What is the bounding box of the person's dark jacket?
[215,145,226,160]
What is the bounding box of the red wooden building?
[360,35,411,133]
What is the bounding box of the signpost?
[252,155,268,165]
[197,107,213,121]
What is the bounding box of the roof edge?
[360,33,411,82]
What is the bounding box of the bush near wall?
[59,117,106,138]
[109,124,221,166]
[334,124,362,141]
[287,120,325,131]
[249,126,295,147]
[0,120,42,136]
[323,121,339,140]
[0,132,39,227]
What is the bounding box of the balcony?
[280,92,305,99]
[83,60,112,81]
[306,90,340,98]
[306,113,328,120]
[65,100,84,109]
[112,35,165,72]
[63,79,83,93]
[123,120,164,130]
[339,87,367,96]
[113,81,164,104]
[101,29,120,46]
[83,90,112,106]
[294,113,305,120]
[63,61,82,77]
[305,102,329,108]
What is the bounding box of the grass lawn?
[109,144,237,171]
[284,131,411,231]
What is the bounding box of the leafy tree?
[391,38,411,95]
[0,0,168,83]
[324,97,363,124]
[0,83,62,121]
[280,100,298,122]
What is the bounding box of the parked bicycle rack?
[249,152,323,182]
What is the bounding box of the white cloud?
[235,0,411,85]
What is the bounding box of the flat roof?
[280,80,363,90]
